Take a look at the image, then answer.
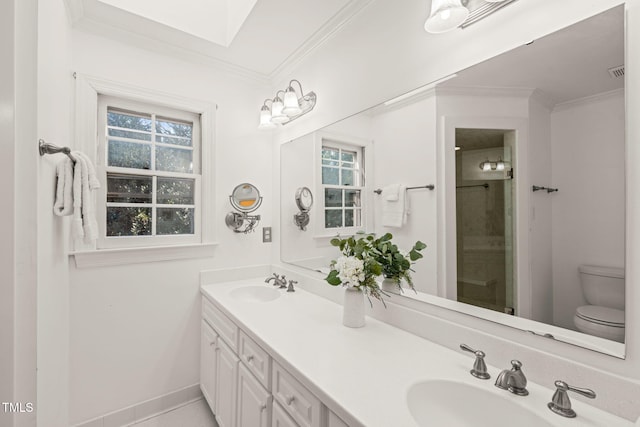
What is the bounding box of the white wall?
[0,1,38,427]
[528,96,554,325]
[551,91,626,330]
[36,1,273,425]
[371,97,438,294]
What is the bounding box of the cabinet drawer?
[272,400,299,427]
[202,297,238,352]
[272,361,321,427]
[239,331,271,390]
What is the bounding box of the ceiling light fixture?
[425,0,518,34]
[259,80,317,129]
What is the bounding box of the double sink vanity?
[200,277,633,427]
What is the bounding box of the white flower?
[335,256,365,288]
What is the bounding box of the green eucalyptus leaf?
[414,241,427,250]
[326,270,342,286]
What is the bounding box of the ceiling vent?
[608,65,625,78]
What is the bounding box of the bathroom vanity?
[201,279,632,427]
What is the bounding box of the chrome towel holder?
[39,139,76,162]
[374,184,435,194]
[532,185,558,193]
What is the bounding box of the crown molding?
[268,0,375,83]
[64,0,374,86]
[552,88,624,113]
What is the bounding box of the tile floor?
[131,399,217,427]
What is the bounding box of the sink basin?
[407,380,553,427]
[229,286,281,302]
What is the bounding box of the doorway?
[455,128,516,314]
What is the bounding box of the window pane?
[108,140,151,169]
[157,208,194,235]
[325,210,342,228]
[156,146,193,173]
[108,128,151,141]
[156,135,192,146]
[345,209,362,227]
[107,111,152,132]
[322,148,340,167]
[341,151,355,163]
[156,118,193,139]
[345,189,361,207]
[322,167,339,185]
[325,188,342,207]
[157,177,195,204]
[107,174,152,203]
[342,169,354,186]
[107,207,151,236]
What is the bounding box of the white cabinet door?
[272,400,299,427]
[200,320,218,411]
[237,363,271,427]
[216,339,239,427]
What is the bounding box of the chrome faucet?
[287,280,297,292]
[547,380,596,418]
[459,344,490,379]
[265,273,287,288]
[495,360,528,396]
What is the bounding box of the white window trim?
[70,74,218,268]
[313,131,373,239]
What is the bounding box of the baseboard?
[75,384,203,427]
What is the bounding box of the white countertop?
[201,279,633,427]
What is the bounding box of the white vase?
[342,287,365,328]
[381,277,400,294]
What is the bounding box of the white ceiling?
[65,0,373,81]
[440,5,624,106]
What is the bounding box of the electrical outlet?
[262,227,272,243]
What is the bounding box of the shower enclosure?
[455,128,515,314]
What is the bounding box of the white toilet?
[573,264,625,343]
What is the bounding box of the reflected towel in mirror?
[381,184,408,228]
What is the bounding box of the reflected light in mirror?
[424,0,469,34]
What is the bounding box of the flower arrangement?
[325,232,426,302]
[325,234,385,303]
[372,233,426,292]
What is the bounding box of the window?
[97,95,202,248]
[321,141,364,231]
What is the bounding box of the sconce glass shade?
[259,105,276,129]
[424,0,469,34]
[496,159,505,171]
[271,96,289,124]
[282,86,302,115]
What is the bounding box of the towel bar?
[374,184,434,194]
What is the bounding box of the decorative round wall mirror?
[230,183,263,213]
[294,187,313,231]
[226,183,263,233]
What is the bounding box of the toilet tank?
[579,264,625,310]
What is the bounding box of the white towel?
[381,184,408,228]
[69,151,100,244]
[53,157,74,216]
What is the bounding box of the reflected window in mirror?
[321,141,364,231]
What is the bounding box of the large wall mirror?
[280,6,626,358]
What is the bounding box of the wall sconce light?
[259,80,317,129]
[425,0,518,34]
[479,157,508,171]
